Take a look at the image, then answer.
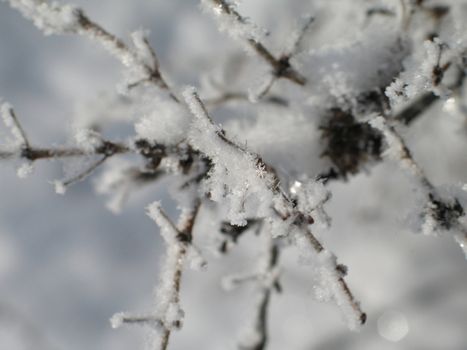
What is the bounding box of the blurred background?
[0,1,466,349]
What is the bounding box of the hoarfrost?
[184,86,275,226]
[53,180,66,195]
[16,162,34,179]
[73,128,103,153]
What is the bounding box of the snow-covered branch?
[184,87,366,330]
[112,199,202,350]
[201,0,307,88]
[370,116,467,257]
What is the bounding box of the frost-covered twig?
[249,15,313,101]
[113,200,202,350]
[284,15,315,59]
[148,200,201,350]
[1,102,30,148]
[184,87,366,329]
[5,0,177,99]
[1,142,130,161]
[201,0,307,87]
[53,155,109,194]
[0,103,133,180]
[370,116,467,256]
[369,117,432,191]
[235,229,280,350]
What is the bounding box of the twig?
[0,141,130,161]
[370,116,467,256]
[60,154,109,188]
[238,236,280,350]
[1,103,30,147]
[184,88,366,329]
[145,199,201,350]
[204,92,288,108]
[206,0,307,86]
[74,11,179,102]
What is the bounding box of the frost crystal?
[110,312,125,329]
[316,250,363,331]
[165,303,184,329]
[16,162,34,179]
[146,201,179,244]
[53,180,66,195]
[184,86,275,225]
[303,28,406,103]
[73,128,103,153]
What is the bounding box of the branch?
[184,87,366,329]
[237,234,280,350]
[203,0,307,86]
[1,102,30,147]
[204,92,289,108]
[370,116,467,257]
[143,200,202,350]
[53,155,109,194]
[6,0,179,100]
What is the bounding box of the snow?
[53,180,66,195]
[73,128,103,153]
[135,97,191,145]
[302,27,407,105]
[184,86,276,226]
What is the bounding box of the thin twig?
[1,104,30,147]
[370,116,467,255]
[150,200,201,350]
[75,12,178,100]
[239,239,280,350]
[204,92,288,108]
[208,0,307,86]
[61,154,109,188]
